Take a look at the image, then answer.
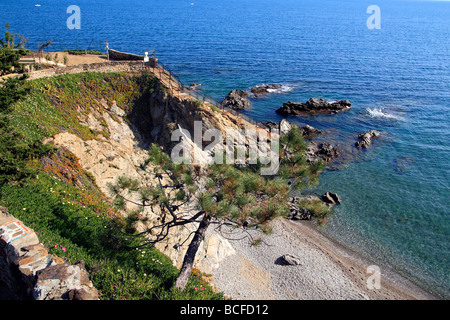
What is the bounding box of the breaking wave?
[366,107,404,121]
[266,84,296,94]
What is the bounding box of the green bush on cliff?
[0,62,222,299]
[0,24,53,186]
[0,166,223,300]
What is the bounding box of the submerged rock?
[306,142,340,164]
[355,130,382,149]
[299,125,323,138]
[221,89,251,110]
[276,98,351,116]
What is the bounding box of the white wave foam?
[366,107,404,121]
[249,83,296,96]
[266,84,296,94]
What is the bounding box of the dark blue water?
[2,0,449,298]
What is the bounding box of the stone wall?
[27,59,158,81]
[0,207,98,300]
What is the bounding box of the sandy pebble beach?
[209,217,436,300]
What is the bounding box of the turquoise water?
[1,0,449,298]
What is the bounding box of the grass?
[10,72,155,142]
[65,50,104,56]
[0,163,223,300]
[1,72,223,300]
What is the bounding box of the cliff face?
[41,73,256,274]
[131,79,264,152]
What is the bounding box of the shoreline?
[17,52,440,300]
[289,219,437,300]
[209,217,437,300]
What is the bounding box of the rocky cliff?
[40,72,267,275]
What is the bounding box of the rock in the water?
[250,84,282,97]
[306,142,340,164]
[355,130,382,149]
[321,192,342,205]
[278,254,302,266]
[299,125,323,137]
[276,98,351,116]
[221,89,251,110]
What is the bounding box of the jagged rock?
[263,121,278,130]
[34,261,98,300]
[321,192,342,205]
[276,98,351,116]
[287,207,313,221]
[221,89,251,110]
[250,84,281,97]
[67,288,98,300]
[279,119,292,135]
[286,196,317,221]
[278,254,301,266]
[355,130,382,149]
[306,142,340,164]
[299,125,323,137]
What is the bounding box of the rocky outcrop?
[263,121,279,131]
[355,130,382,149]
[306,142,340,164]
[0,208,98,300]
[46,86,242,275]
[277,254,301,266]
[264,120,322,138]
[321,192,342,206]
[34,261,98,300]
[299,125,323,138]
[221,89,251,110]
[250,84,281,97]
[287,206,313,221]
[279,119,292,136]
[286,196,315,221]
[276,98,351,116]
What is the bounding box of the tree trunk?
[175,213,211,290]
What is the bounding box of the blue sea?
[1,0,449,298]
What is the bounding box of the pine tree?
[109,126,325,291]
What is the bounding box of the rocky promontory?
[250,84,282,97]
[276,98,351,116]
[221,89,251,110]
[355,130,382,149]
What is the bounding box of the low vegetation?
[0,24,331,299]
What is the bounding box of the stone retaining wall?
[27,59,158,81]
[0,207,99,300]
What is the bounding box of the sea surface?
[1,0,449,298]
